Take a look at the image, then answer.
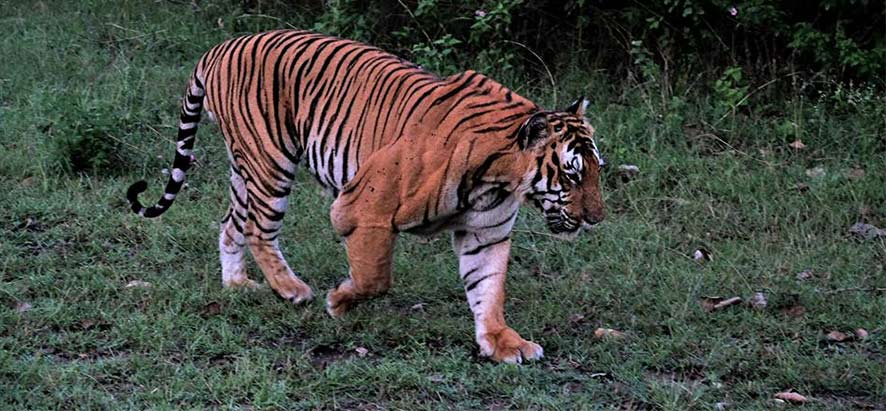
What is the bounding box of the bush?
[46,100,134,175]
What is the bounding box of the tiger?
[126,30,605,364]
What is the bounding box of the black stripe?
[477,209,518,230]
[465,273,497,292]
[462,236,509,256]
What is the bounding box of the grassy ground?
[1,1,884,410]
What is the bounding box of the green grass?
[1,1,885,410]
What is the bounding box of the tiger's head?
[517,97,605,239]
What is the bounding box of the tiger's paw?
[222,277,261,290]
[325,280,356,317]
[479,327,544,364]
[272,272,314,305]
[286,288,314,305]
[281,283,314,305]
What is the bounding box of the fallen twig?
[818,287,886,295]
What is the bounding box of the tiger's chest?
[400,183,520,237]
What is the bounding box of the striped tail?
[127,75,205,218]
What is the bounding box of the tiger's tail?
[127,72,205,218]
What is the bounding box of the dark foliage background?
[237,0,885,86]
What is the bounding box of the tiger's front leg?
[326,226,397,317]
[453,230,543,364]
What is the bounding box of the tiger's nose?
[583,210,605,226]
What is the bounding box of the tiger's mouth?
[544,211,587,240]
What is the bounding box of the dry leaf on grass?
[355,347,369,357]
[846,168,865,180]
[79,319,108,331]
[593,328,626,339]
[826,331,850,342]
[15,301,33,313]
[701,296,743,312]
[125,280,152,289]
[201,301,222,317]
[854,328,869,340]
[781,305,806,318]
[410,303,425,311]
[569,313,585,323]
[805,166,826,178]
[795,270,814,280]
[774,391,808,404]
[427,374,446,383]
[858,205,873,217]
[788,139,806,149]
[749,292,767,310]
[849,223,886,240]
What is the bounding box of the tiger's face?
[518,98,605,239]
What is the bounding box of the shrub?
[46,100,133,175]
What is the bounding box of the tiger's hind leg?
[242,168,314,304]
[219,167,258,289]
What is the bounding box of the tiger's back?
[197,30,536,197]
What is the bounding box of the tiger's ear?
[564,96,589,117]
[517,112,549,149]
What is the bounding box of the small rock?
[692,248,713,262]
[854,328,869,340]
[805,166,826,179]
[617,164,640,182]
[749,292,767,310]
[410,303,425,311]
[788,139,806,150]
